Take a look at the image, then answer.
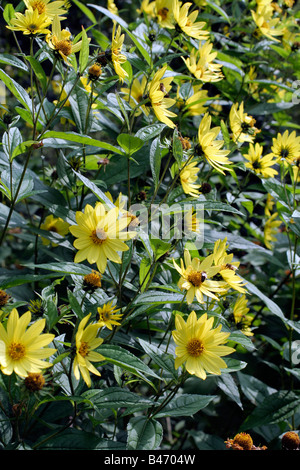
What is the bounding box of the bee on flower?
[173,249,227,304]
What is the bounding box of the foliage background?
[0,0,299,451]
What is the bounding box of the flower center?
[90,228,107,245]
[8,342,26,360]
[233,432,253,450]
[186,338,204,357]
[187,270,207,287]
[48,225,58,233]
[280,147,290,159]
[31,0,46,14]
[79,341,89,357]
[55,39,72,56]
[158,7,169,20]
[28,24,38,32]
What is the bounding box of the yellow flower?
[251,6,284,42]
[179,159,201,197]
[264,212,281,249]
[265,193,275,217]
[40,214,70,246]
[155,0,176,29]
[196,113,232,175]
[177,84,208,116]
[212,238,247,294]
[184,207,201,233]
[121,75,149,117]
[173,1,209,40]
[244,142,278,178]
[0,308,56,378]
[97,301,123,330]
[69,202,136,273]
[268,130,300,164]
[137,0,156,16]
[232,295,253,337]
[107,0,118,15]
[24,0,69,19]
[229,102,260,144]
[182,41,223,83]
[173,249,226,304]
[6,6,51,35]
[172,311,235,379]
[46,15,87,64]
[111,22,128,83]
[148,65,177,128]
[73,313,105,387]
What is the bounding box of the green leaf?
[0,69,31,111]
[41,131,123,154]
[132,290,184,306]
[126,417,163,450]
[240,391,300,431]
[154,394,217,418]
[72,0,97,23]
[135,123,166,141]
[25,55,48,93]
[206,0,231,23]
[139,257,152,292]
[0,53,28,72]
[3,4,15,24]
[98,344,162,382]
[82,387,155,411]
[2,126,22,161]
[117,133,144,156]
[79,27,90,74]
[216,374,243,409]
[172,129,183,166]
[138,338,177,379]
[149,137,162,189]
[72,170,115,208]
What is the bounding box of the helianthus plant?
[0,0,299,453]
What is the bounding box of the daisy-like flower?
[121,75,149,117]
[268,130,300,164]
[182,41,224,83]
[40,214,70,246]
[195,113,232,175]
[155,0,176,29]
[251,6,284,43]
[73,314,105,387]
[173,249,226,304]
[176,84,208,116]
[148,65,177,128]
[212,238,247,293]
[229,102,260,144]
[0,308,56,378]
[172,310,235,379]
[243,142,278,178]
[264,212,281,250]
[6,6,51,35]
[110,22,128,83]
[69,202,136,274]
[172,1,209,40]
[179,159,201,197]
[232,295,253,337]
[46,15,87,65]
[24,0,69,20]
[96,301,123,330]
